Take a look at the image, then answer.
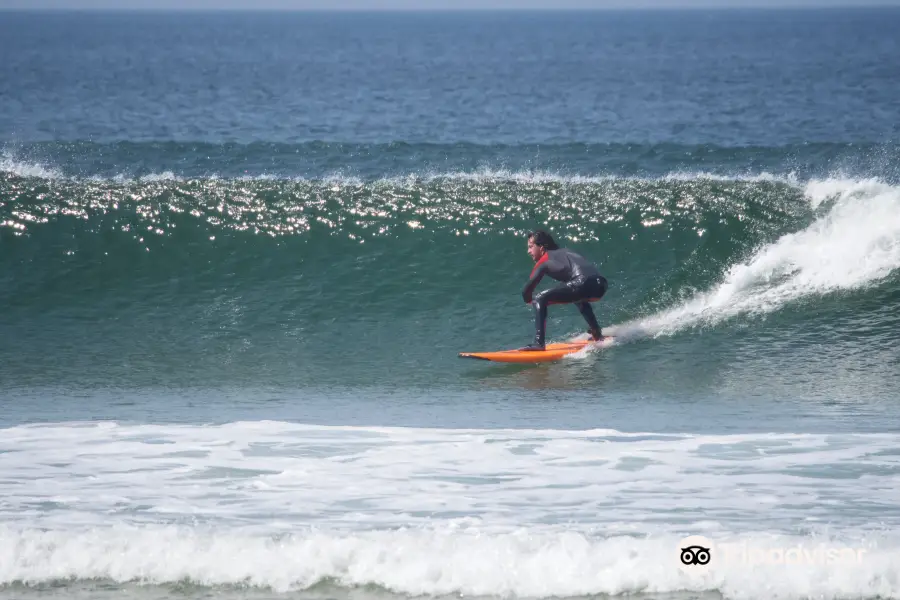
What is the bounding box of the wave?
[1,525,897,599]
[2,169,899,389]
[608,176,900,339]
[3,140,898,182]
[3,170,898,321]
[2,422,900,599]
[0,155,799,187]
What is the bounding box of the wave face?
[3,148,900,392]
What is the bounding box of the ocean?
[2,7,900,600]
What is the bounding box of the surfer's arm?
[522,265,547,303]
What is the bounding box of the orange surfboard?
[459,337,611,363]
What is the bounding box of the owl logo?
[676,535,715,575]
[680,545,711,565]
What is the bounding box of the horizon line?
[2,4,900,11]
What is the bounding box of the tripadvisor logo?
[676,535,867,576]
[677,535,714,575]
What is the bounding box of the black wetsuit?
[522,248,608,348]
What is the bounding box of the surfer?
[520,230,608,351]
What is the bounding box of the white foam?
[661,170,797,185]
[0,524,897,599]
[136,171,179,182]
[1,422,898,532]
[0,148,801,188]
[1,422,898,597]
[371,168,800,187]
[0,152,64,180]
[609,176,900,340]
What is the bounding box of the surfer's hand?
[523,291,532,304]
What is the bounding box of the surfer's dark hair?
[527,230,559,250]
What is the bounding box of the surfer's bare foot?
[588,328,603,341]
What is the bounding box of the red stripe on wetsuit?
[530,252,549,277]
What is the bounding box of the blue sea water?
[2,8,900,600]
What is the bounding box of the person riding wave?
[520,230,608,351]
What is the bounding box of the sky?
[1,0,898,8]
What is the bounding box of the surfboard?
[459,337,611,363]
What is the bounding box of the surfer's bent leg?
[575,302,602,338]
[528,283,583,349]
[575,276,608,339]
[526,276,608,349]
